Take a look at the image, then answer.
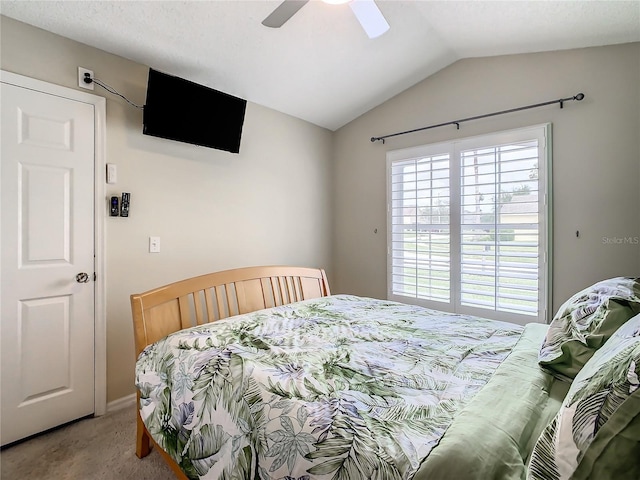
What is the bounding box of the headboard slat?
[191,291,202,325]
[271,277,282,306]
[215,286,226,321]
[293,277,302,302]
[225,284,237,318]
[278,277,288,305]
[285,277,294,303]
[260,278,273,309]
[178,295,192,329]
[204,289,215,325]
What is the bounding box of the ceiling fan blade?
[349,0,390,39]
[262,0,310,28]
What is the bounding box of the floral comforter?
[136,295,523,480]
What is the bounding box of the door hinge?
[93,272,97,282]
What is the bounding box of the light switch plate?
[149,236,160,253]
[106,163,117,184]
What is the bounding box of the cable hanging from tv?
[82,73,143,109]
[370,92,585,144]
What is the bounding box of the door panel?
[1,82,96,445]
[20,295,71,402]
[21,164,72,263]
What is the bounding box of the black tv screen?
[143,68,247,153]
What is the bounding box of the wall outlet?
[78,67,94,90]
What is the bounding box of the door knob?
[76,272,90,283]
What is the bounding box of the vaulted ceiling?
[2,1,639,130]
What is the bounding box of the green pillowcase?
[527,314,640,480]
[539,277,640,380]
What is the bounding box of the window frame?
[386,124,552,325]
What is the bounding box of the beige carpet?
[1,404,175,480]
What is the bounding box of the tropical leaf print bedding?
[135,295,523,480]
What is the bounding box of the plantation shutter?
[387,125,549,324]
[459,141,540,316]
[389,152,451,302]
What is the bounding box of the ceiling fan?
[262,0,390,39]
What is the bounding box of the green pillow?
[527,314,640,480]
[539,277,640,380]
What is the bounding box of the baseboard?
[106,393,136,413]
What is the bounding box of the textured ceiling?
[1,1,639,130]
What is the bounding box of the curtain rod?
[370,93,585,144]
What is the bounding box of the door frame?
[1,69,107,416]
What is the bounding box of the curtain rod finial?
[575,93,585,101]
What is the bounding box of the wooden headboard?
[130,265,330,355]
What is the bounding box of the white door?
[1,82,96,445]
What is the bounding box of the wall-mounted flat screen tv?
[143,68,247,153]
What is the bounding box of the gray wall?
[1,16,333,402]
[332,43,640,311]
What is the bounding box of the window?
[387,125,550,324]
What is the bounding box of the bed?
[132,267,640,480]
